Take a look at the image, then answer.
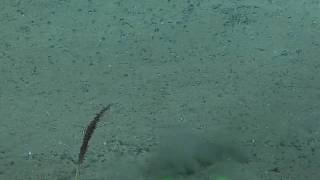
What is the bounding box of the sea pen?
[78,104,112,164]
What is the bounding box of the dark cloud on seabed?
[143,127,251,179]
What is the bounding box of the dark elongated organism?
[78,104,112,164]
